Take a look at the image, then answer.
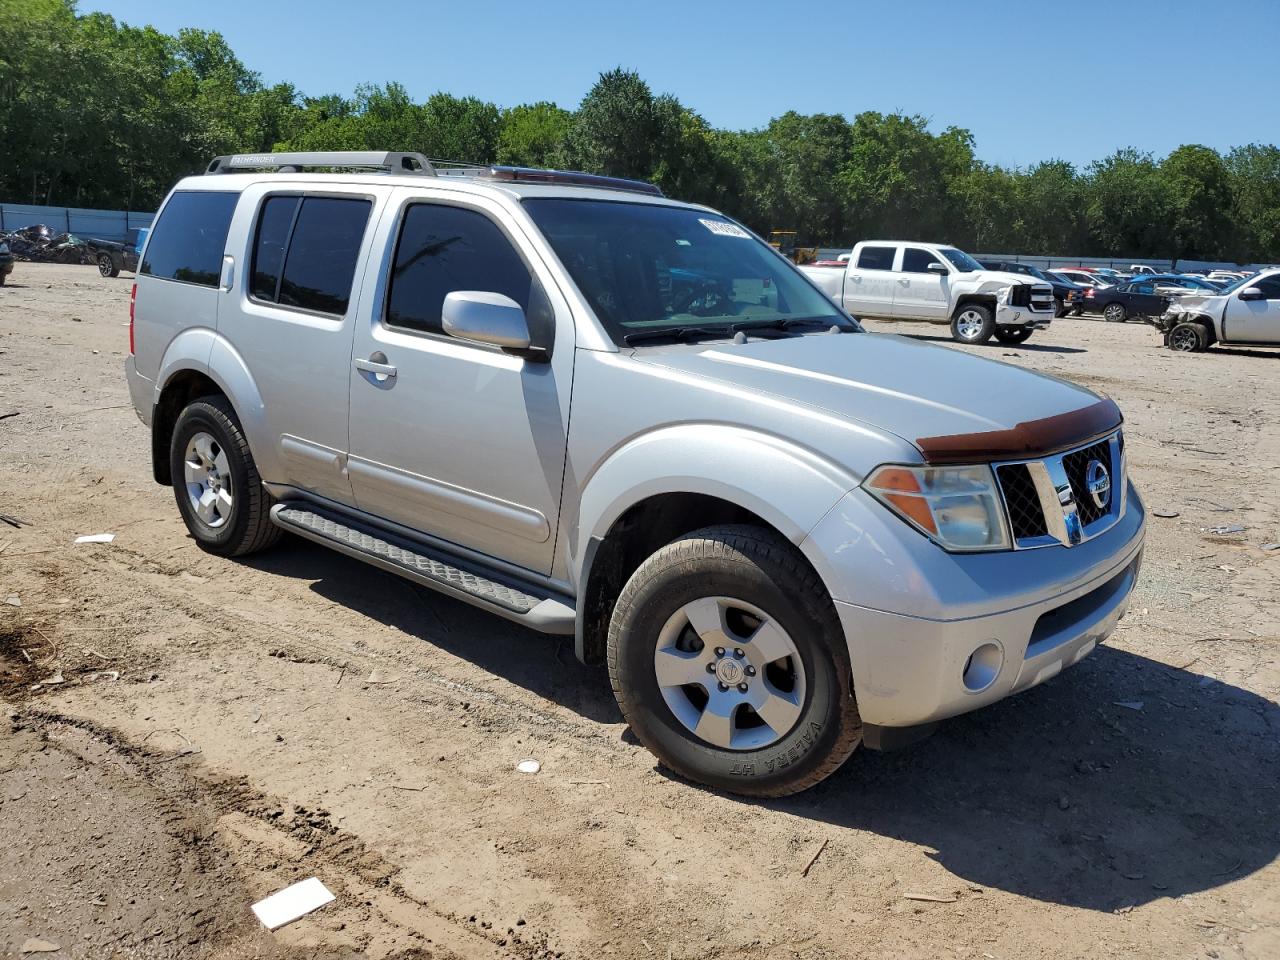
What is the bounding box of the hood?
[971,269,1041,288]
[635,332,1110,461]
[1167,292,1218,311]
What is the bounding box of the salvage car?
[126,151,1145,796]
[1156,270,1280,351]
[979,259,1084,317]
[1082,278,1172,322]
[85,228,145,278]
[800,241,1055,343]
[0,239,13,285]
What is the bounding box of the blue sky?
[84,0,1278,170]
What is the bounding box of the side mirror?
[927,261,949,275]
[1238,287,1264,302]
[442,291,534,353]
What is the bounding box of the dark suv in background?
[979,260,1083,317]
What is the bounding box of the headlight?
[864,464,1010,552]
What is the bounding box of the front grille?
[1009,285,1031,307]
[1062,439,1113,526]
[996,464,1048,539]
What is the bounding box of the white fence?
[0,203,154,241]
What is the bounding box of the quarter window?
[140,191,238,287]
[901,248,943,274]
[386,203,547,339]
[250,195,372,315]
[856,246,896,271]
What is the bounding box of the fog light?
[962,641,1003,693]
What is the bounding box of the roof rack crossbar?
[205,151,435,175]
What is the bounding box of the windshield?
[1217,274,1255,295]
[939,247,984,272]
[522,198,848,343]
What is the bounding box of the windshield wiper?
[622,326,735,346]
[731,317,853,335]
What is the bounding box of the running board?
[270,503,575,634]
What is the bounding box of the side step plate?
[270,504,574,634]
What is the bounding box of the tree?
[1225,144,1280,263]
[1160,145,1234,262]
[561,68,664,180]
[497,102,571,168]
[1084,149,1173,258]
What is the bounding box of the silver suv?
[125,152,1146,796]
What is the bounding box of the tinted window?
[1251,277,1280,299]
[278,197,371,314]
[387,204,541,336]
[856,246,896,271]
[251,195,300,301]
[1131,281,1155,294]
[140,191,237,286]
[901,248,943,274]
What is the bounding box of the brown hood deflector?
[916,397,1122,464]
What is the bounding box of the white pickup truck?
[800,240,1056,344]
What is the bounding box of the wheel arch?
[571,426,868,664]
[952,293,996,317]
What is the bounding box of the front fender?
[574,423,860,584]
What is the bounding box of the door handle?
[898,277,909,284]
[355,355,397,379]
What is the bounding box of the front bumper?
[803,483,1146,729]
[996,305,1054,328]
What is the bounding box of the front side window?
[250,195,371,315]
[1250,276,1280,299]
[386,203,545,338]
[140,191,238,287]
[939,247,984,273]
[522,198,846,343]
[856,246,897,271]
[901,248,943,274]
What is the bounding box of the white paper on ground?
[251,877,335,930]
[75,533,115,544]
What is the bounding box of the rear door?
[892,246,949,320]
[216,182,384,504]
[1223,275,1280,343]
[1125,280,1169,316]
[842,244,898,317]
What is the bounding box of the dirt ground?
[1,262,1278,960]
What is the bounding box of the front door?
[1222,276,1280,343]
[892,246,949,320]
[842,244,898,317]
[346,189,573,575]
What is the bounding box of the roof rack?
[205,151,434,175]
[202,153,664,197]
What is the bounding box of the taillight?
[129,283,137,354]
[1085,287,1094,299]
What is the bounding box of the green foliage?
[1,4,1275,262]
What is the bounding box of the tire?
[97,252,119,278]
[994,326,1033,344]
[607,524,862,797]
[950,303,995,343]
[169,395,282,557]
[1054,297,1067,318]
[1103,302,1127,323]
[1167,321,1208,353]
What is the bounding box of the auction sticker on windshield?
[699,219,751,239]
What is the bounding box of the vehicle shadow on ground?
[876,328,1089,354]
[242,537,620,724]
[1211,347,1279,360]
[759,645,1280,911]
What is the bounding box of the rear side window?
[856,246,896,271]
[901,248,942,274]
[386,203,542,337]
[250,195,372,315]
[140,191,237,287]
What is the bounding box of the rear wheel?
[1167,321,1208,352]
[951,304,995,344]
[1103,302,1127,323]
[994,326,1034,344]
[169,396,281,557]
[97,252,119,278]
[607,525,862,797]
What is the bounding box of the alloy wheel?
[653,596,807,751]
[183,432,234,529]
[956,309,985,340]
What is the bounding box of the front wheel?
[994,326,1034,344]
[97,252,119,278]
[607,525,862,797]
[1103,302,1127,323]
[1167,321,1208,352]
[951,304,995,344]
[170,396,282,557]
[1054,297,1067,318]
